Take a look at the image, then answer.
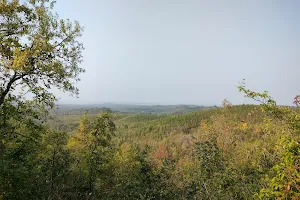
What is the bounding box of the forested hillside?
[13,100,300,199]
[1,1,300,199]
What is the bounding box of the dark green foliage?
[195,140,223,178]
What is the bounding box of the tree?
[67,112,116,199]
[0,1,84,198]
[38,130,71,199]
[0,0,84,108]
[222,99,232,108]
[0,114,45,199]
[238,83,300,199]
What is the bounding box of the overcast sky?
[55,0,300,105]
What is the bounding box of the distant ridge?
[54,103,217,115]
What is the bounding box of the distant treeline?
[53,104,217,115]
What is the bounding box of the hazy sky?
[55,0,300,105]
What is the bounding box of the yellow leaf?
[242,122,247,130]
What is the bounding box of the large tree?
[0,0,84,107]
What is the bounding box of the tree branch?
[0,72,25,106]
[53,33,74,49]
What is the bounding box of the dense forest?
[1,1,300,199]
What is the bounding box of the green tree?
[0,0,84,108]
[68,112,116,199]
[37,130,71,199]
[0,1,84,199]
[0,116,44,199]
[238,83,300,199]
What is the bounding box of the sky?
[54,0,300,106]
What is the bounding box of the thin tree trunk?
[50,149,56,200]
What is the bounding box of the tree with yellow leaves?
[0,0,84,107]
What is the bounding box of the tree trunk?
[0,73,22,106]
